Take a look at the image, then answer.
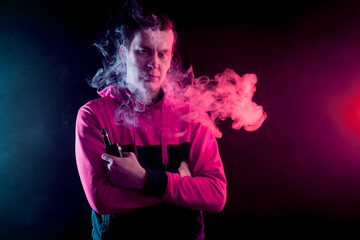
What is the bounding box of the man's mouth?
[145,73,160,81]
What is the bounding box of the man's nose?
[147,53,160,69]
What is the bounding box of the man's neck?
[147,88,164,105]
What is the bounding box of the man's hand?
[178,161,192,177]
[102,152,147,189]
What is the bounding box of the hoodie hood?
[98,85,132,102]
[98,85,167,111]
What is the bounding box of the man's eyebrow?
[138,45,171,53]
[139,45,152,50]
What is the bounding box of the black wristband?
[142,169,168,198]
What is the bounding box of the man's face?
[124,29,174,97]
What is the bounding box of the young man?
[75,2,227,239]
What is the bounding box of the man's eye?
[137,49,151,55]
[158,52,168,58]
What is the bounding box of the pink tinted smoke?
[166,68,267,138]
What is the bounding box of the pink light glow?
[343,91,360,135]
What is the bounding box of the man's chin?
[143,82,161,93]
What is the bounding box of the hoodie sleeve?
[75,105,161,214]
[161,122,227,213]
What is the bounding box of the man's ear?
[119,45,128,62]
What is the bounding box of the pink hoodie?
[75,86,227,215]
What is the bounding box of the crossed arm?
[101,151,192,189]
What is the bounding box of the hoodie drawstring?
[161,101,168,169]
[132,101,138,159]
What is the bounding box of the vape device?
[101,129,122,157]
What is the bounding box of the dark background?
[1,0,360,239]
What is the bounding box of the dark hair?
[88,0,181,89]
[120,1,177,49]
